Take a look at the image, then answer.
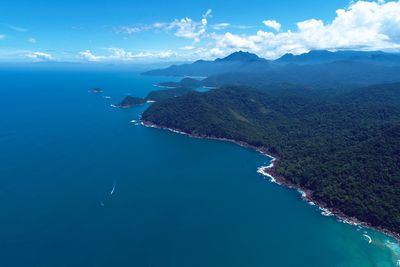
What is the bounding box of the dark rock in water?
[90,88,103,93]
[114,96,146,108]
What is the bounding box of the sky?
[1,0,400,62]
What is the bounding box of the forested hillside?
[142,84,400,235]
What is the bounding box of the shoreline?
[141,120,400,243]
[153,84,179,89]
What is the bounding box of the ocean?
[0,66,399,267]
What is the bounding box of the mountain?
[142,51,270,77]
[276,50,400,65]
[144,50,400,88]
[201,60,400,89]
[215,51,266,62]
[142,83,400,237]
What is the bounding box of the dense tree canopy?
[142,83,400,235]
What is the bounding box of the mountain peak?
[217,51,264,62]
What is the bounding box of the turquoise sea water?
[0,67,399,267]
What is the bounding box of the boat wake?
[111,182,116,195]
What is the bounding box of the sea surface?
[0,66,399,267]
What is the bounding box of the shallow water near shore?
[0,67,399,267]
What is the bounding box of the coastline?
[153,83,179,89]
[141,120,400,243]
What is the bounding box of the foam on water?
[257,166,279,184]
[363,234,372,244]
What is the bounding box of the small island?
[112,96,146,108]
[112,87,195,109]
[89,88,103,93]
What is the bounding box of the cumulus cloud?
[212,0,400,59]
[72,1,400,62]
[116,9,212,42]
[26,52,53,61]
[210,47,225,57]
[169,9,212,42]
[107,48,135,60]
[263,20,281,31]
[79,48,176,62]
[79,50,106,61]
[107,48,176,60]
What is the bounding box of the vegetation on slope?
[142,84,400,235]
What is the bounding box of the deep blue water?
[0,67,399,267]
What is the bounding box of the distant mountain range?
[143,50,400,88]
[143,51,270,77]
[275,50,400,65]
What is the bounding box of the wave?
[257,166,279,184]
[141,120,400,246]
[337,217,359,226]
[363,234,372,244]
[384,240,400,265]
[320,208,333,217]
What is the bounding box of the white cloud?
[170,9,212,42]
[0,34,5,40]
[107,47,135,60]
[10,1,400,62]
[107,48,176,60]
[116,9,213,42]
[211,0,400,59]
[79,48,176,62]
[210,47,225,57]
[8,25,28,32]
[28,37,36,43]
[215,32,260,51]
[212,23,231,30]
[180,45,196,50]
[158,50,176,59]
[263,20,281,31]
[26,52,53,61]
[117,26,142,34]
[79,50,106,61]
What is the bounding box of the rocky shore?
[141,119,400,242]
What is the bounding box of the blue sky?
[1,0,399,62]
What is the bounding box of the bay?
[0,67,399,267]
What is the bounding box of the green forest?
[142,83,400,235]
